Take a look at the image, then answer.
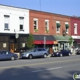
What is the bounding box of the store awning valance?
[54,35,71,41]
[33,35,57,44]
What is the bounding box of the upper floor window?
[19,17,24,31]
[45,20,49,33]
[74,23,77,34]
[56,21,61,33]
[33,18,38,32]
[4,15,10,30]
[65,22,69,33]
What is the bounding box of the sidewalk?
[47,54,51,57]
[72,50,76,55]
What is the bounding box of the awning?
[33,35,56,41]
[54,35,71,41]
[65,24,69,28]
[74,39,80,43]
[33,35,56,44]
[34,40,54,44]
[56,23,61,27]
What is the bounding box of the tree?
[26,34,35,49]
[68,36,74,47]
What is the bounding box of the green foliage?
[34,29,38,32]
[26,34,35,49]
[68,37,74,45]
[46,29,49,33]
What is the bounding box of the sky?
[0,0,80,16]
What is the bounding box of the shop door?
[10,43,14,53]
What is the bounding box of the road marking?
[32,67,62,73]
[0,58,80,70]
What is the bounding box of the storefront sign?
[22,43,25,47]
[3,43,6,48]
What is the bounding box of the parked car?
[51,49,71,57]
[76,48,80,55]
[21,48,48,59]
[0,50,18,60]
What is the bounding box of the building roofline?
[0,4,80,19]
[0,4,29,10]
[29,9,71,18]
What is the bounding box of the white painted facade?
[0,5,29,34]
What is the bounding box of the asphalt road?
[0,55,80,80]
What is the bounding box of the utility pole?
[39,0,41,11]
[44,36,46,48]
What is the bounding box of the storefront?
[0,33,28,52]
[33,35,57,54]
[72,36,80,48]
[54,35,71,50]
[73,39,80,48]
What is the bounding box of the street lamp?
[14,29,19,39]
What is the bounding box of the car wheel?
[52,54,54,57]
[60,54,63,57]
[29,54,33,59]
[68,53,71,56]
[43,53,47,58]
[11,57,15,60]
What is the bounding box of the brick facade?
[29,10,71,36]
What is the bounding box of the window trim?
[4,16,10,30]
[74,23,77,34]
[19,17,24,31]
[65,22,69,34]
[33,18,38,32]
[45,20,49,31]
[56,21,60,33]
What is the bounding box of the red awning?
[34,40,54,44]
[74,39,80,43]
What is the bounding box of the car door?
[37,49,43,56]
[6,52,13,59]
[0,51,7,60]
[0,52,4,60]
[61,50,65,56]
[32,49,39,57]
[3,51,12,59]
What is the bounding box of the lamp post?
[14,29,19,51]
[14,29,19,39]
[44,36,46,48]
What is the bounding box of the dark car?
[52,49,71,57]
[0,51,18,60]
[76,48,80,55]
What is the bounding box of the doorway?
[10,43,14,52]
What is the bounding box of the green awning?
[56,23,61,27]
[65,24,69,28]
[54,35,71,41]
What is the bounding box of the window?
[4,15,9,30]
[45,20,49,30]
[74,23,77,34]
[19,17,24,31]
[65,22,69,33]
[20,25,23,30]
[56,21,60,33]
[34,18,38,31]
[45,20,49,33]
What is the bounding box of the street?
[0,55,80,80]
